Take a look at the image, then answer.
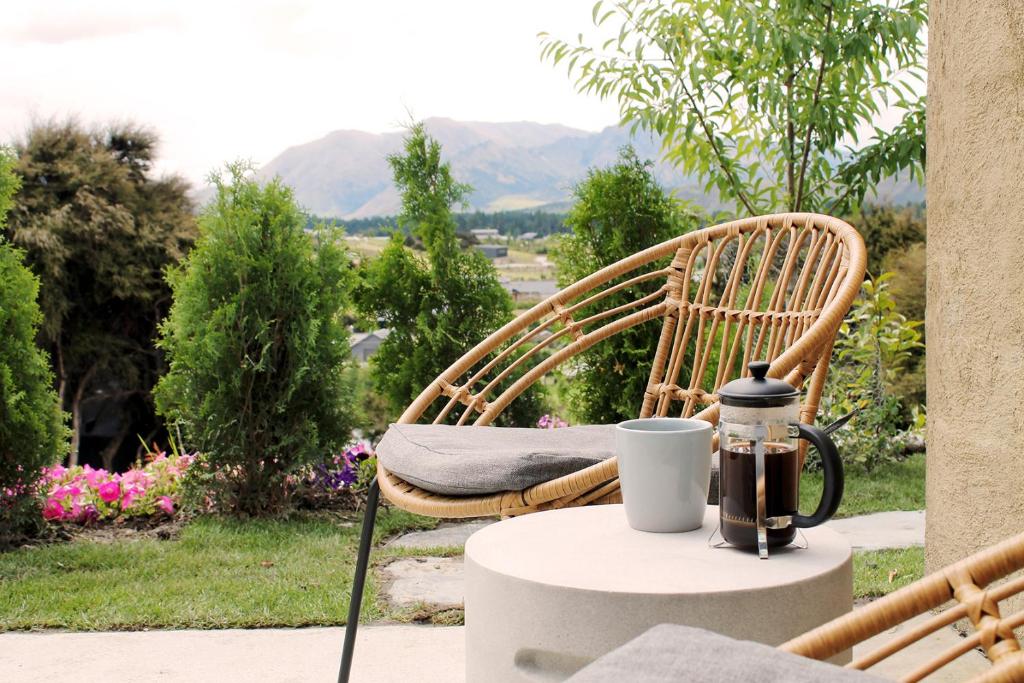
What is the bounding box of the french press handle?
[791,423,844,528]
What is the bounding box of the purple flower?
[537,414,569,429]
[310,444,370,490]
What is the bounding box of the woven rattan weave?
[375,212,867,519]
[782,531,1024,682]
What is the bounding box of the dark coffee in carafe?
[719,442,800,548]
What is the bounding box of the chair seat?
[566,624,883,683]
[376,423,617,496]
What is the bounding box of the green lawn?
[0,509,444,631]
[1,455,926,631]
[854,547,925,598]
[801,454,925,518]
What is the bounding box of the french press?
[716,361,844,559]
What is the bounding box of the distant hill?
[258,117,923,219]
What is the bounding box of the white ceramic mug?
[615,418,713,532]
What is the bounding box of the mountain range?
[257,117,923,219]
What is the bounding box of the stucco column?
[926,0,1024,583]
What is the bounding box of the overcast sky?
[0,0,620,184]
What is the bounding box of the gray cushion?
[566,624,883,683]
[376,423,616,495]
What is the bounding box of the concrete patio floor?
[0,615,988,683]
[0,624,464,683]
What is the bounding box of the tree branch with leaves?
[540,0,926,216]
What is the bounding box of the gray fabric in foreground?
[566,624,883,683]
[375,423,616,495]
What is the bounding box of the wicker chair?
[782,531,1024,682]
[338,213,867,682]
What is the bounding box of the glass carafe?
[717,361,844,558]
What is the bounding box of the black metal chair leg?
[338,477,380,683]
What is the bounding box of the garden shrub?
[154,165,356,515]
[553,147,696,424]
[356,123,542,426]
[853,205,926,274]
[346,363,390,442]
[882,242,926,411]
[0,150,68,544]
[818,274,923,472]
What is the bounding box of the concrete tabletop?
[465,504,851,594]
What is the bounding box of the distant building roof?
[349,328,391,347]
[350,328,392,363]
[470,228,500,236]
[475,244,508,259]
[520,232,538,240]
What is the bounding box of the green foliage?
[542,0,927,215]
[356,124,542,426]
[0,150,68,544]
[882,241,926,409]
[820,274,923,471]
[5,120,196,467]
[553,147,694,423]
[882,241,926,324]
[346,363,391,441]
[154,165,356,515]
[854,204,926,274]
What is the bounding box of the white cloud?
[0,0,621,184]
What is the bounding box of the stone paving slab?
[828,511,925,551]
[382,556,464,607]
[0,625,464,683]
[386,520,495,549]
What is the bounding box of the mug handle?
[791,423,844,528]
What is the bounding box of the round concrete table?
[465,504,851,683]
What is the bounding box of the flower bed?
[35,441,380,524]
[40,449,196,523]
[295,442,376,509]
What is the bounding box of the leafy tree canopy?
[542,0,926,216]
[4,121,196,467]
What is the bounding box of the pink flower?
[121,490,138,509]
[121,470,150,489]
[47,465,67,480]
[157,496,175,515]
[50,485,73,501]
[84,466,109,490]
[43,498,64,520]
[98,481,120,503]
